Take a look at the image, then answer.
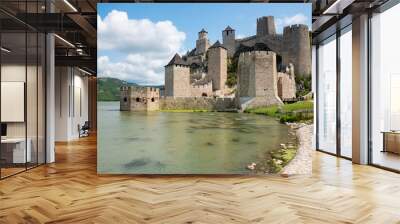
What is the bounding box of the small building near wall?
[120,86,160,111]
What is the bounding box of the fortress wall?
[277,72,296,100]
[208,47,227,91]
[190,82,213,97]
[195,38,210,55]
[165,65,190,97]
[237,51,253,97]
[164,66,174,97]
[160,97,236,111]
[235,35,284,56]
[121,87,160,111]
[257,16,276,36]
[120,86,131,111]
[223,30,236,57]
[186,55,204,65]
[283,24,311,77]
[237,51,283,109]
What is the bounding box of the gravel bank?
[280,123,313,176]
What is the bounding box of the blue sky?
[97,3,311,85]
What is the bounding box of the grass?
[159,109,210,112]
[255,143,298,173]
[245,100,314,123]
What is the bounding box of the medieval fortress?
[121,16,311,111]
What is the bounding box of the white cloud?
[236,34,246,39]
[276,13,308,28]
[97,10,186,85]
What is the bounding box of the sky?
[97,3,311,85]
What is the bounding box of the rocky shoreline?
[280,123,313,176]
[246,122,313,175]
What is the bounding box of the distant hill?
[97,77,164,101]
[97,77,137,101]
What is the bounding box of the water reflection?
[98,102,292,174]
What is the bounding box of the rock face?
[236,51,283,109]
[281,124,313,176]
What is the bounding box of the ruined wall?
[160,97,236,111]
[121,86,160,111]
[282,24,311,77]
[164,65,190,97]
[190,82,213,97]
[208,47,227,91]
[120,86,131,111]
[277,72,296,100]
[237,51,282,109]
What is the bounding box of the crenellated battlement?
[283,24,309,34]
[239,50,276,59]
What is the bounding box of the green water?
[98,101,292,174]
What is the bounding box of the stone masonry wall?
[190,82,213,97]
[160,97,236,111]
[256,16,276,36]
[195,38,209,55]
[121,86,160,111]
[277,72,296,100]
[237,51,282,109]
[222,30,236,57]
[208,47,227,91]
[165,65,190,97]
[282,25,311,77]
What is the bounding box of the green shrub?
[245,101,314,123]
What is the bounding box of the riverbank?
[244,101,314,175]
[280,123,313,176]
[244,100,313,123]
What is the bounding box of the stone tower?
[164,53,190,97]
[282,24,311,77]
[195,29,210,55]
[237,50,282,109]
[222,26,236,58]
[256,16,276,37]
[208,41,227,91]
[120,86,160,111]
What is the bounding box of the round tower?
[282,24,311,77]
[256,16,276,37]
[222,26,236,58]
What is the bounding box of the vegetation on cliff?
[226,57,238,88]
[295,75,312,97]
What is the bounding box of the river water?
[98,101,292,174]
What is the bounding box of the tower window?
[151,98,155,102]
[123,97,128,102]
[136,97,140,102]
